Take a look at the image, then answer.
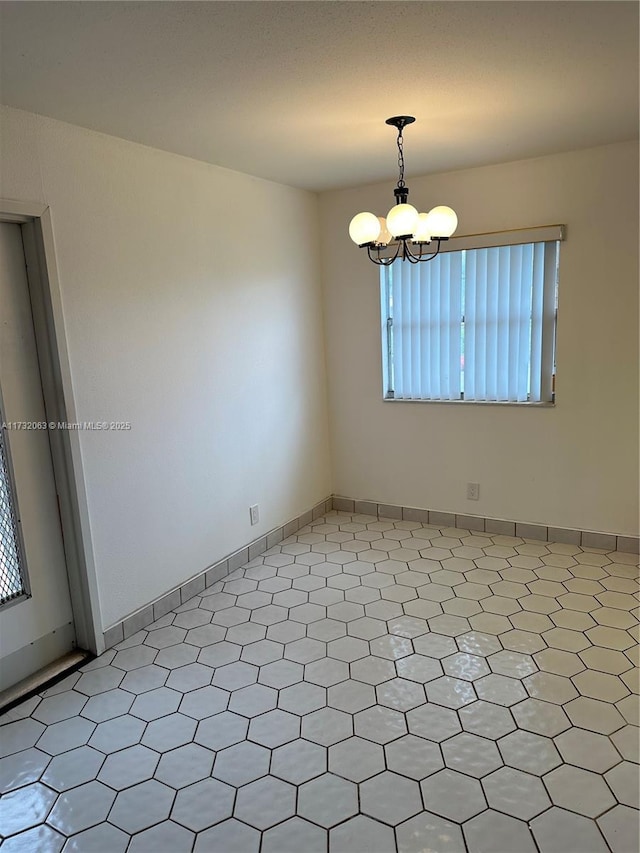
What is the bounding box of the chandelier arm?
[367,243,401,266]
[403,238,443,264]
[429,238,443,261]
[402,240,422,263]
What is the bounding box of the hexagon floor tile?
[1,510,637,851]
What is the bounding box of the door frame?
[1,199,103,656]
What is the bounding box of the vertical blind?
[381,240,559,403]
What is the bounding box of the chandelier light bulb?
[349,212,382,245]
[412,212,432,243]
[425,206,458,238]
[376,217,393,246]
[387,203,419,238]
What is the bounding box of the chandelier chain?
[396,128,405,188]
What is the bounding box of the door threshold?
[0,649,92,715]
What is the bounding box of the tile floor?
[1,510,638,853]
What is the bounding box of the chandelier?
[348,116,458,265]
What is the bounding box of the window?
[380,227,562,403]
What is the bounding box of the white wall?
[1,106,332,629]
[320,141,639,536]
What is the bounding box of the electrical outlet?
[467,482,480,501]
[249,504,259,525]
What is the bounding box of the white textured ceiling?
[0,1,638,191]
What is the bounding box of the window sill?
[383,397,555,407]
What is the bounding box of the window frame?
[380,225,564,407]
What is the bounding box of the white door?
[0,222,76,692]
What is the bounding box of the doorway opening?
[0,201,101,709]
